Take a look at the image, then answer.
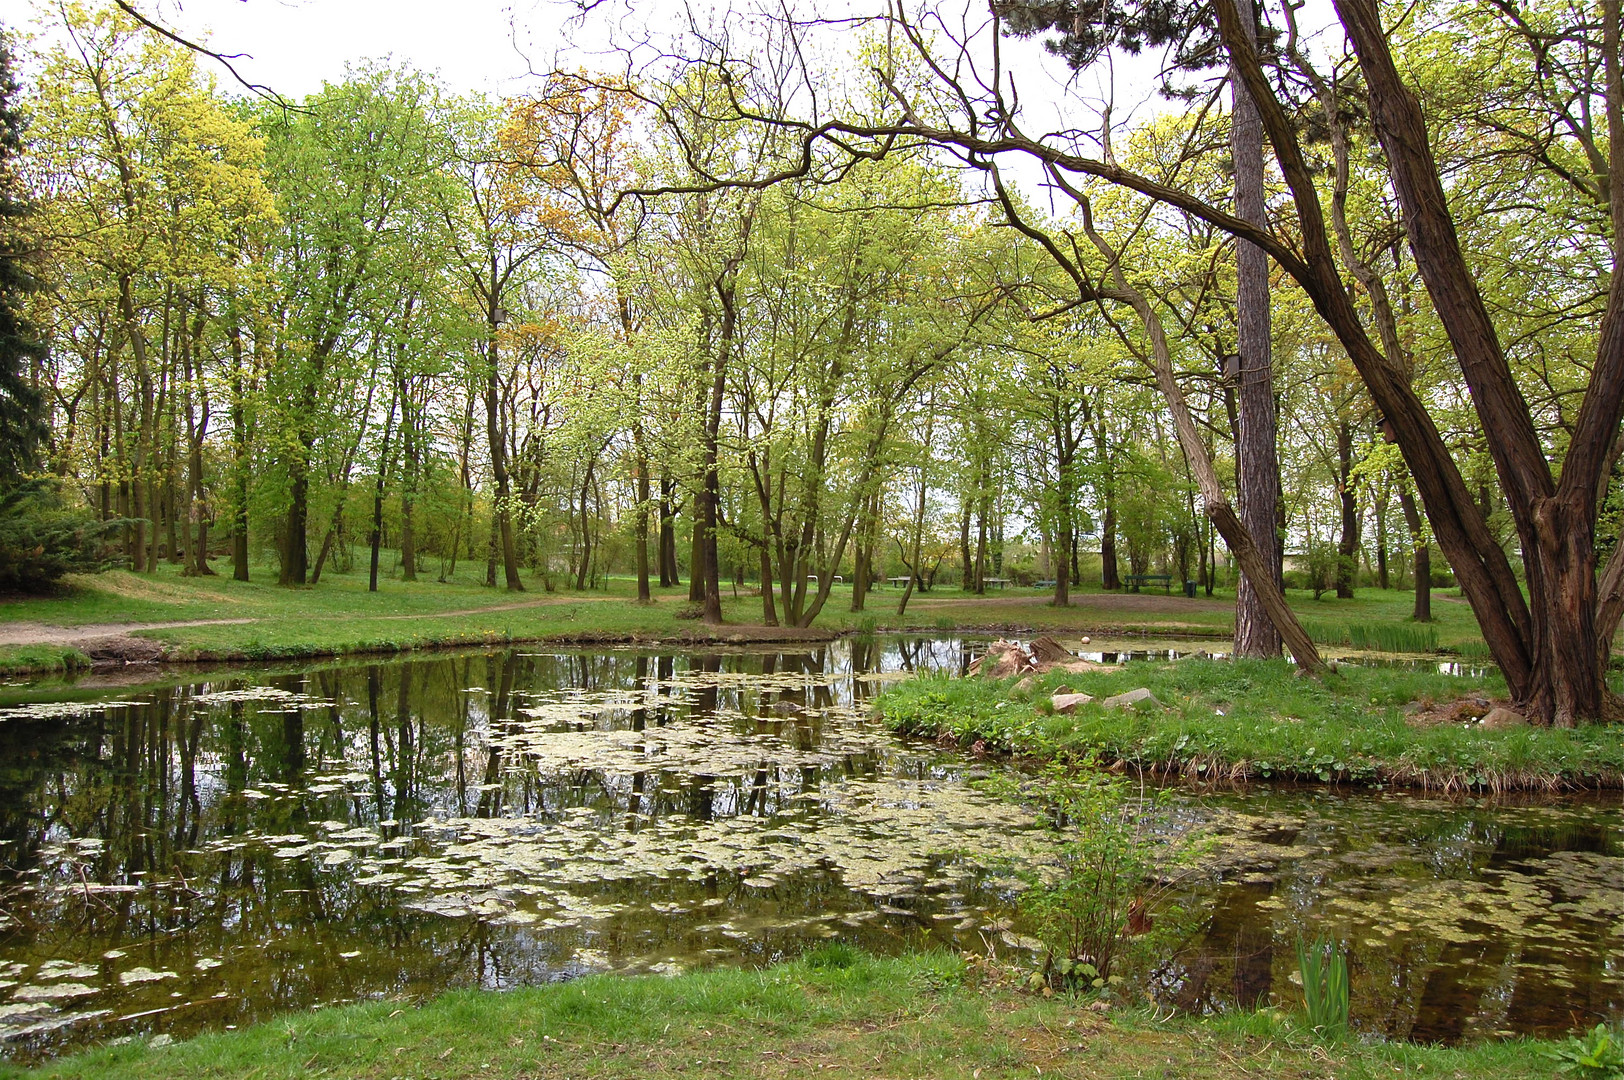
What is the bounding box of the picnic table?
[983,577,1010,590]
[1123,573,1173,593]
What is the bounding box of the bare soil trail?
[0,619,255,647]
[909,592,1230,616]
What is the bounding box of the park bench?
[1123,573,1173,593]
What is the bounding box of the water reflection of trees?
[1171,798,1623,1040]
[4,643,1619,1054]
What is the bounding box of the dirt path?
[375,595,619,620]
[909,591,1228,616]
[0,596,618,644]
[0,619,255,647]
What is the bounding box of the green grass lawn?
[877,657,1624,790]
[0,951,1562,1080]
[0,554,1486,675]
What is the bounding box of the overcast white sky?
[12,1,1173,164]
[6,0,1348,216]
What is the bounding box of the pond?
[0,635,1616,1059]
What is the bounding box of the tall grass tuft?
[1348,622,1438,653]
[1296,937,1350,1043]
[1305,620,1438,653]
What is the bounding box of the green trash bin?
[1184,580,1198,598]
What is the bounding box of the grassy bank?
[0,951,1560,1080]
[877,658,1624,791]
[0,557,1488,676]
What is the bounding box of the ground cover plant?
[0,951,1564,1080]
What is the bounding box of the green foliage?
[1302,541,1341,601]
[989,759,1195,991]
[0,479,114,590]
[1295,937,1350,1043]
[1546,1025,1624,1079]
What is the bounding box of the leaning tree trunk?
[1067,195,1325,673]
[1231,0,1284,658]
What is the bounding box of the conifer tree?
[0,27,45,486]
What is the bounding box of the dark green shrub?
[0,479,115,589]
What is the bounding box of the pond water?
[0,636,1615,1059]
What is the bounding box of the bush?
[990,759,1199,992]
[0,479,115,590]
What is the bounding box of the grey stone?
[1479,706,1527,730]
[1100,687,1163,711]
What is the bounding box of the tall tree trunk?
[659,475,679,587]
[1231,0,1284,657]
[1052,513,1072,607]
[1101,488,1119,590]
[1398,487,1431,622]
[974,474,990,593]
[688,498,706,602]
[575,460,595,591]
[369,391,399,593]
[959,498,972,590]
[1375,485,1391,589]
[1336,420,1359,598]
[484,324,523,592]
[699,310,731,625]
[635,463,653,603]
[227,324,251,582]
[399,375,419,583]
[620,289,652,604]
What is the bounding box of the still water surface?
[0,636,1616,1059]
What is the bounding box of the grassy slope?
[2,953,1556,1080]
[877,658,1624,789]
[0,557,1487,675]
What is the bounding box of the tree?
[261,66,442,586]
[0,26,44,484]
[591,0,1617,721]
[1000,0,1284,657]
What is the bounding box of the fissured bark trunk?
[1230,0,1284,658]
